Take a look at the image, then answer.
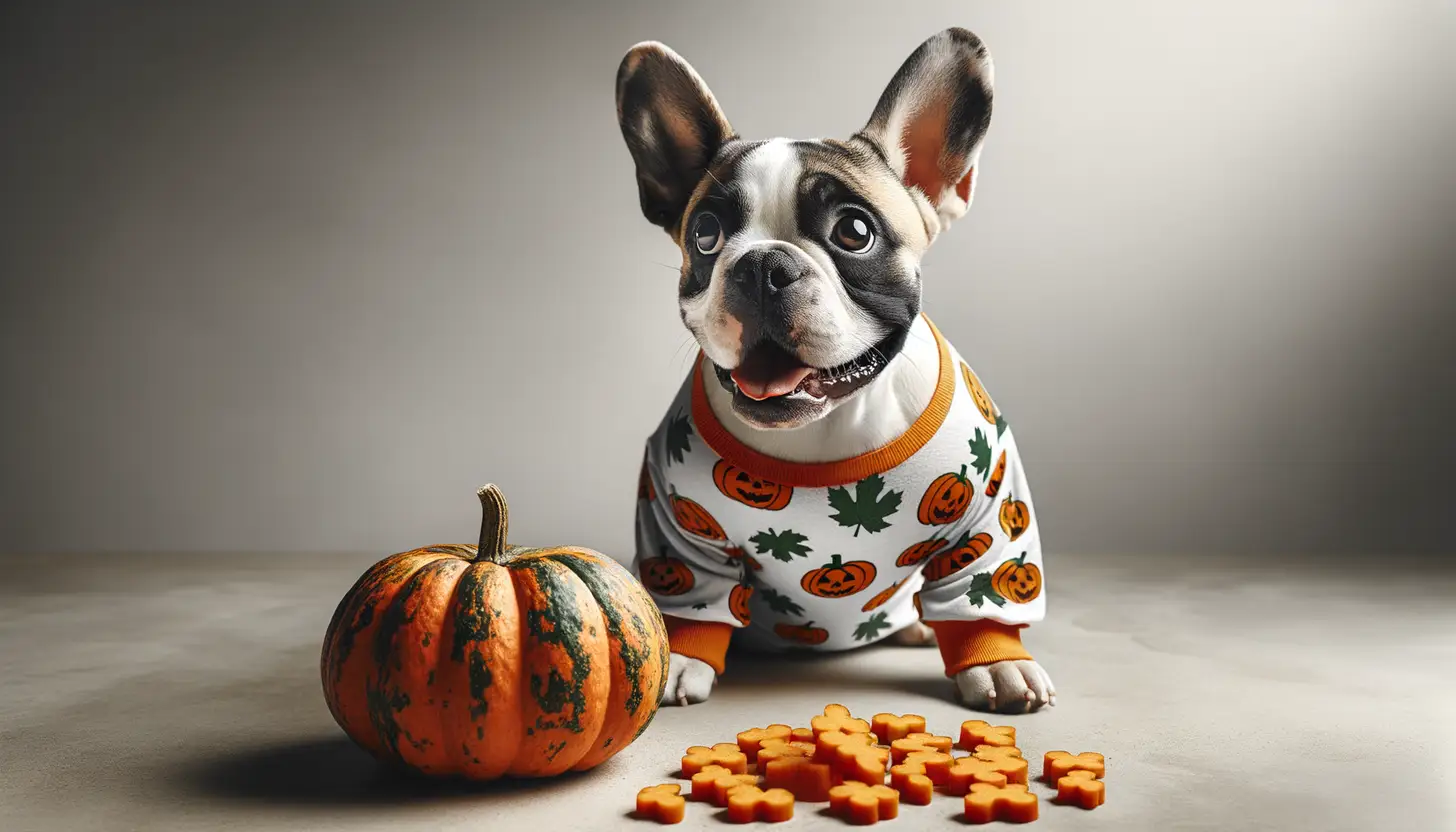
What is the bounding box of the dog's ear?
[856,28,994,231]
[616,42,734,235]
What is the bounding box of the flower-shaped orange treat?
[942,756,1012,795]
[736,725,792,762]
[724,786,795,823]
[1042,751,1105,782]
[636,784,686,824]
[681,743,748,777]
[690,765,758,807]
[959,720,1016,751]
[816,728,877,764]
[870,712,926,743]
[1056,770,1105,809]
[829,780,900,824]
[889,733,953,763]
[838,744,891,786]
[963,782,1039,824]
[790,727,816,743]
[888,750,953,804]
[761,757,834,802]
[811,704,872,738]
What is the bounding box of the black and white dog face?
[617,29,993,429]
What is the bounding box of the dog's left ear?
[856,28,994,232]
[616,42,734,236]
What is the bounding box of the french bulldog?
[619,28,1054,714]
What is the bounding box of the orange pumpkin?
[638,455,657,502]
[922,532,994,582]
[960,362,997,424]
[729,581,754,626]
[861,578,908,612]
[918,464,974,526]
[985,450,1007,498]
[639,553,696,596]
[774,621,829,645]
[998,495,1030,541]
[320,484,668,780]
[991,552,1042,603]
[671,490,727,540]
[713,460,792,511]
[800,554,877,599]
[897,538,948,568]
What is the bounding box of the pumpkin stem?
[958,463,968,480]
[475,484,510,563]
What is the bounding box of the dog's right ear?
[616,42,734,236]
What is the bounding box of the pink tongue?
[731,346,815,401]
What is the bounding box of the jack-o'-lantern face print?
[712,460,792,511]
[639,554,695,595]
[800,555,877,599]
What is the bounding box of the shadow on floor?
[720,646,955,702]
[179,736,581,807]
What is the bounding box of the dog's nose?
[729,247,808,300]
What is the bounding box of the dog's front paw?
[953,660,1055,713]
[660,653,717,707]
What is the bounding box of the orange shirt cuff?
[663,616,734,675]
[927,619,1033,677]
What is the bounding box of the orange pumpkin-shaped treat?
[991,553,1042,604]
[713,460,792,511]
[922,532,993,582]
[639,553,696,596]
[860,578,908,612]
[729,581,754,626]
[896,537,947,568]
[774,621,829,645]
[670,489,727,540]
[801,555,877,598]
[918,464,974,526]
[998,495,1030,541]
[960,362,998,424]
[321,484,669,780]
[985,450,1007,498]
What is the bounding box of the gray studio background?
[2,0,1452,559]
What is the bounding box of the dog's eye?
[693,213,724,256]
[831,211,875,253]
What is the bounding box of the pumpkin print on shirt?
[713,460,793,510]
[998,495,1030,542]
[918,465,974,526]
[632,315,1045,654]
[775,621,829,645]
[670,490,727,541]
[639,552,696,595]
[801,555,877,599]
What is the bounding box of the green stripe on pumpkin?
[367,558,453,759]
[451,565,499,721]
[511,558,592,737]
[550,554,659,719]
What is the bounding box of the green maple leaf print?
[995,411,1008,439]
[750,528,812,562]
[968,428,993,480]
[665,409,693,465]
[965,573,1007,608]
[827,474,903,537]
[760,587,805,617]
[853,612,892,642]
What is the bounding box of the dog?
[619,28,1053,713]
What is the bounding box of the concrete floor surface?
[3,551,1453,831]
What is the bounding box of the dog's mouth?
[714,328,908,416]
